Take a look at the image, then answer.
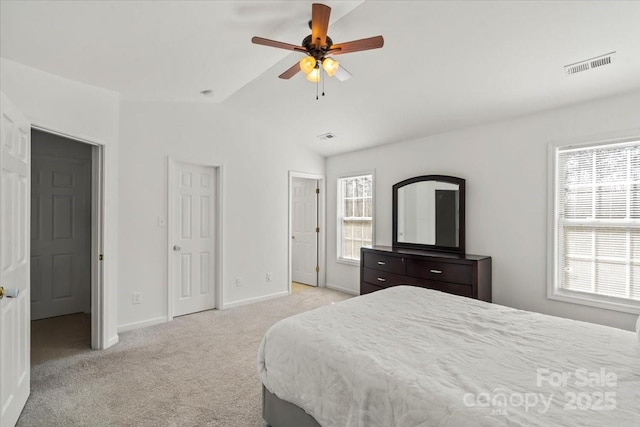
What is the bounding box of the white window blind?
[555,140,640,305]
[338,174,373,261]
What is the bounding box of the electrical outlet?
[266,272,272,283]
[132,292,141,304]
[235,278,242,287]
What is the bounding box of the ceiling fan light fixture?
[322,57,339,76]
[306,67,321,82]
[251,3,384,95]
[299,56,317,74]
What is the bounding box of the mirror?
[392,175,465,253]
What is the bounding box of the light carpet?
[18,286,351,427]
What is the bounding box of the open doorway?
[289,172,325,294]
[30,129,101,362]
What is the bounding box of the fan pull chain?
[316,73,319,100]
[322,67,325,97]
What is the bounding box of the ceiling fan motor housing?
[302,34,334,60]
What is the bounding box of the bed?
[258,286,640,427]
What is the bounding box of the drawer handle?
[377,277,386,282]
[377,261,386,265]
[430,269,443,274]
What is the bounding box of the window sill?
[548,289,640,315]
[336,258,360,267]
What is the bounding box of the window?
[338,174,373,262]
[549,138,640,312]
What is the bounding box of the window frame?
[547,133,640,314]
[337,171,375,265]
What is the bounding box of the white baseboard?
[117,316,168,333]
[223,291,289,309]
[326,283,359,295]
[106,334,119,349]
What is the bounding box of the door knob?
[0,287,20,299]
[173,245,181,251]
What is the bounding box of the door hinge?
[99,254,104,261]
[315,266,320,273]
[315,188,320,194]
[315,227,320,233]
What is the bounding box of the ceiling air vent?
[317,132,337,140]
[565,52,616,75]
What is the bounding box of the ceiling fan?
[251,3,384,89]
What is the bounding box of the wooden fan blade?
[279,62,301,79]
[330,36,384,55]
[334,65,352,82]
[251,36,306,52]
[311,3,331,48]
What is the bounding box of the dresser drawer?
[363,268,409,288]
[360,281,384,295]
[363,252,405,274]
[406,259,473,285]
[410,279,473,298]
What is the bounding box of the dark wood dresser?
[360,245,492,302]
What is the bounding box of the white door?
[292,178,317,286]
[0,93,31,427]
[31,134,92,320]
[171,162,216,317]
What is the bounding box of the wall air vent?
[317,132,337,140]
[565,52,616,75]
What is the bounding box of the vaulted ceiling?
[2,1,639,156]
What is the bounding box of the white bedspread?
[258,286,640,427]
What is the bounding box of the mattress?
[258,286,640,427]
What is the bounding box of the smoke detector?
[317,132,337,140]
[565,52,616,75]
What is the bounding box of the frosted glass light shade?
[299,57,317,74]
[322,57,339,76]
[306,68,321,82]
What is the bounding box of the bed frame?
[262,385,320,427]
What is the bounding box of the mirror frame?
[392,175,465,254]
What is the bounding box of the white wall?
[326,90,640,331]
[117,100,325,329]
[5,56,637,335]
[0,58,120,347]
[1,59,326,335]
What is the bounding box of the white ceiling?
[2,1,640,157]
